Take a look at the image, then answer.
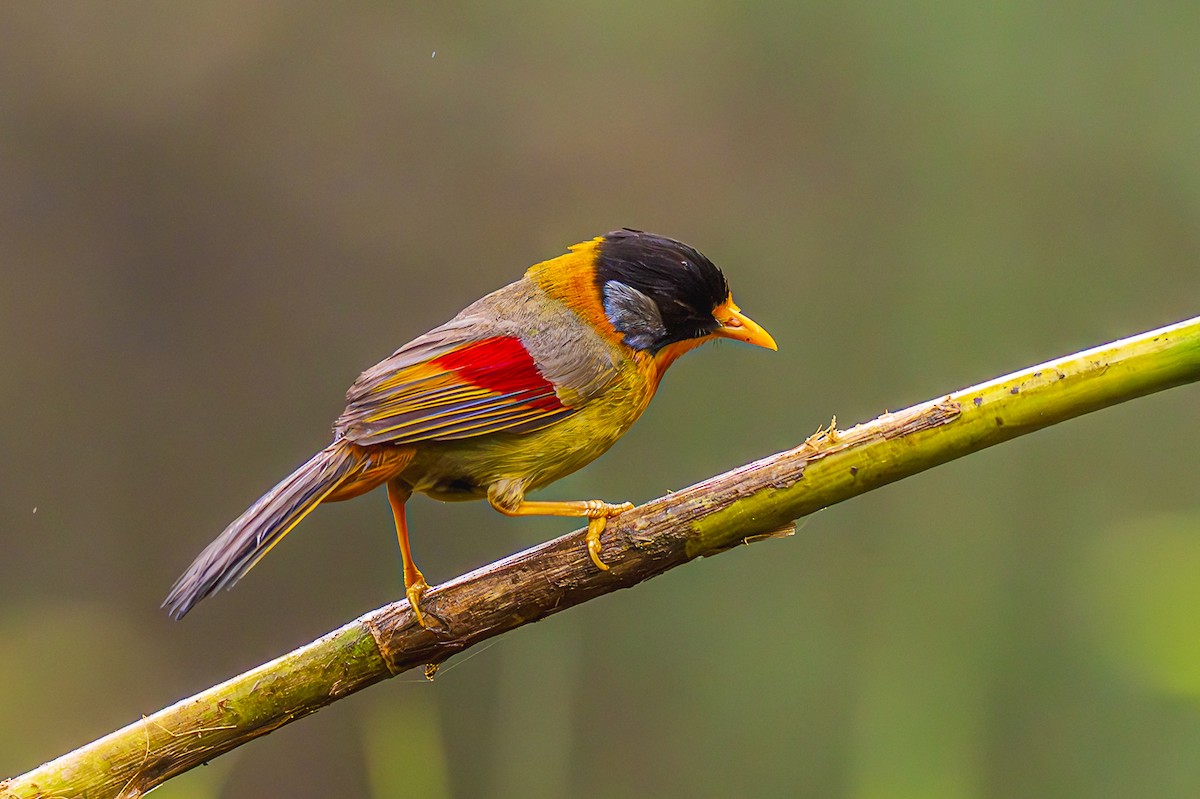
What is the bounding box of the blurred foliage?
[3,3,1200,797]
[1076,514,1200,698]
[363,689,451,799]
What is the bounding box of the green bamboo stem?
[4,314,1199,799]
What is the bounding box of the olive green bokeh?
[4,4,1200,798]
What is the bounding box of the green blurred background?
[3,3,1200,797]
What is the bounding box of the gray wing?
[335,280,618,446]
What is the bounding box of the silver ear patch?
[602,279,667,350]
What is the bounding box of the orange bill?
[713,299,777,350]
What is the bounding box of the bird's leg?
[504,499,633,571]
[488,484,633,571]
[386,479,431,629]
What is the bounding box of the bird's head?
[529,229,776,374]
[593,228,775,363]
[530,229,776,373]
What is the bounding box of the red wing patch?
[337,335,574,446]
[430,337,565,412]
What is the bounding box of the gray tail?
[164,443,358,619]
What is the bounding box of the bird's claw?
[584,501,634,571]
[405,576,432,630]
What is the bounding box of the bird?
[164,229,776,627]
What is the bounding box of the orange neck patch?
[525,236,618,341]
[650,336,710,381]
